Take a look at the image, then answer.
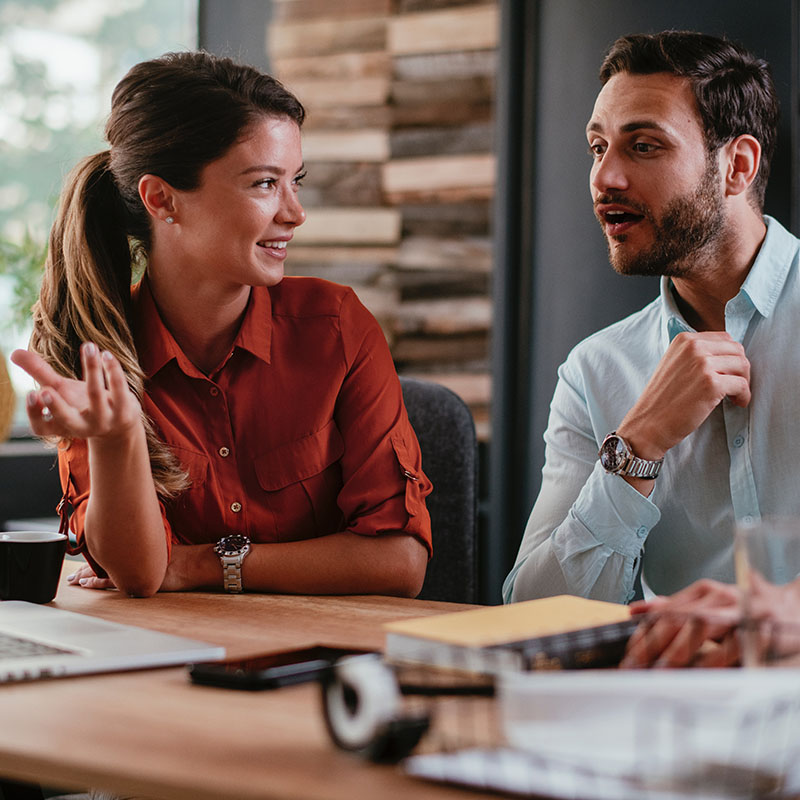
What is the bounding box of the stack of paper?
[405,668,800,799]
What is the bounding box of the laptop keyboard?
[0,631,77,659]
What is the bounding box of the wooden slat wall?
[269,0,497,438]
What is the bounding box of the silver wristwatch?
[214,534,251,593]
[599,432,663,480]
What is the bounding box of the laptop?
[0,601,225,682]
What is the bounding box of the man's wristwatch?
[599,432,663,480]
[214,534,251,593]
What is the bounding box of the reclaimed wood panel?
[396,0,482,11]
[302,129,389,162]
[399,200,491,237]
[300,163,383,207]
[388,4,498,55]
[391,75,493,107]
[395,236,492,271]
[395,271,490,301]
[300,104,391,131]
[394,296,491,335]
[267,16,387,59]
[382,153,495,194]
[392,332,488,364]
[390,122,493,158]
[393,49,496,81]
[272,0,391,23]
[284,77,390,108]
[272,50,389,81]
[292,207,401,245]
[391,95,493,127]
[287,245,397,265]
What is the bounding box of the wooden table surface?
[0,567,500,800]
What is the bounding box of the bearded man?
[504,30,796,605]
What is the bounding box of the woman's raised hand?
[11,344,142,441]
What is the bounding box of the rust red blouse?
[59,276,432,567]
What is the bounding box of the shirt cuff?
[571,462,661,557]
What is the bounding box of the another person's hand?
[621,579,741,668]
[621,576,800,668]
[11,344,141,441]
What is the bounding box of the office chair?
[400,377,479,604]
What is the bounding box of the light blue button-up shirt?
[504,216,800,605]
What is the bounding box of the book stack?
[384,595,635,674]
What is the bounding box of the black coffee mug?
[0,531,68,604]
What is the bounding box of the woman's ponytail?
[30,151,190,497]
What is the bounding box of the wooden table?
[0,569,499,800]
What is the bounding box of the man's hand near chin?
[616,331,751,496]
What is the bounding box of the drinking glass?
[734,517,800,667]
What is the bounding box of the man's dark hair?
[599,31,779,211]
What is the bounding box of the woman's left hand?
[66,562,116,590]
[67,544,214,593]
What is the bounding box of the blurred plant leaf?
[0,231,46,329]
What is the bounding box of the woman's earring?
[165,216,175,224]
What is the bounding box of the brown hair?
[31,51,305,497]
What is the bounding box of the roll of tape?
[322,653,430,762]
[323,654,401,750]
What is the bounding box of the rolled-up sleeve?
[334,290,433,554]
[58,439,174,574]
[503,357,660,605]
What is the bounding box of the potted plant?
[0,231,46,440]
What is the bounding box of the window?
[0,0,197,435]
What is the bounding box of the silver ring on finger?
[41,406,53,422]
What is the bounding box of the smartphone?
[187,645,373,690]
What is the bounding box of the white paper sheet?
[405,669,800,799]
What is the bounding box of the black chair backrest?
[400,377,478,604]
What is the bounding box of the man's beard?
[598,158,726,278]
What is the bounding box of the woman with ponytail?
[12,51,431,598]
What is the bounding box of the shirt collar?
[133,277,273,379]
[738,215,797,319]
[660,215,798,344]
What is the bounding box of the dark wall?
[0,442,61,527]
[198,0,272,70]
[489,0,797,601]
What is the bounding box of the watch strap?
[219,554,245,593]
[623,454,662,479]
[214,535,251,593]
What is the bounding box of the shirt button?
[219,447,230,458]
[742,515,754,525]
[209,387,219,397]
[230,501,242,513]
[636,526,647,539]
[733,435,745,448]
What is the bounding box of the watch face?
[215,534,251,556]
[599,435,627,472]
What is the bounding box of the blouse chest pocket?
[253,419,345,541]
